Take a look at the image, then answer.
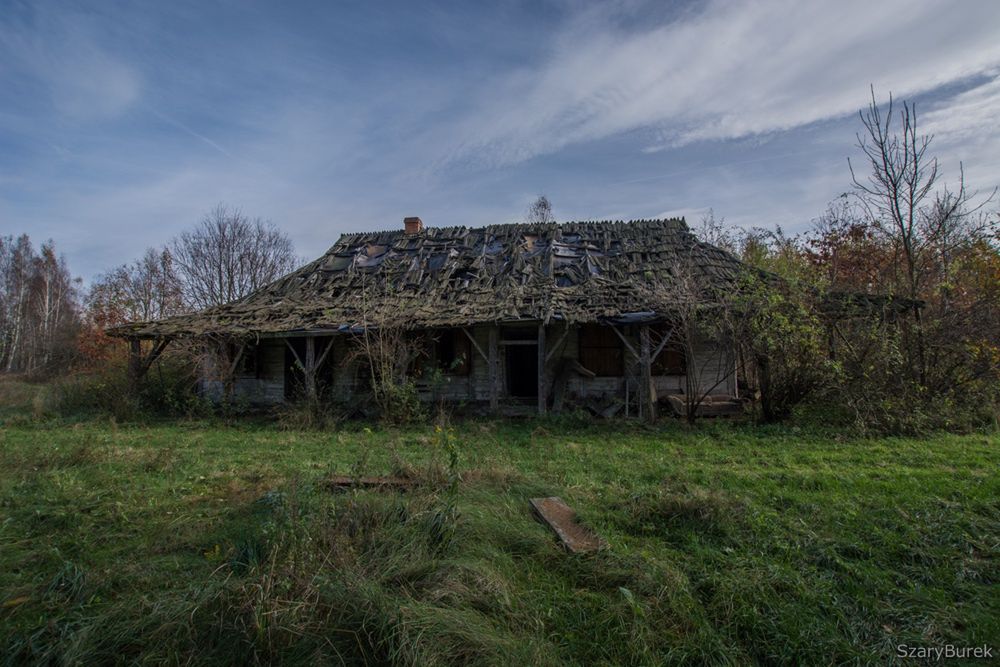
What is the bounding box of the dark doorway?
[506,344,538,398]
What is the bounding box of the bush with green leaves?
[735,273,839,423]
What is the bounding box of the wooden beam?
[138,338,171,376]
[537,323,546,415]
[609,325,640,360]
[284,338,304,369]
[128,337,173,389]
[218,341,246,400]
[225,343,247,379]
[624,378,630,418]
[639,325,655,422]
[650,325,674,364]
[488,326,499,412]
[305,336,315,369]
[530,497,606,553]
[303,336,317,400]
[315,336,335,370]
[544,325,570,364]
[460,326,488,363]
[127,338,142,390]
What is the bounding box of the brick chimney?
[403,216,423,234]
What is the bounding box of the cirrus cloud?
[443,0,1000,167]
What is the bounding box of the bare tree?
[87,248,185,326]
[694,209,736,252]
[526,195,555,224]
[634,251,745,424]
[671,271,742,424]
[170,204,298,309]
[33,243,79,369]
[342,273,428,422]
[849,86,996,384]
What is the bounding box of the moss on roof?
[111,218,747,338]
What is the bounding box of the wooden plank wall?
[224,325,736,406]
[202,339,285,404]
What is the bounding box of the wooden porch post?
[285,335,334,403]
[127,338,142,391]
[304,336,317,401]
[127,337,172,391]
[222,340,246,400]
[537,322,546,415]
[488,325,499,412]
[639,325,656,422]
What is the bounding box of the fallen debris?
[530,496,606,553]
[600,399,625,419]
[664,394,744,417]
[551,359,596,412]
[326,475,415,491]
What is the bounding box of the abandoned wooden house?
[112,217,750,418]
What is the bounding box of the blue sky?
[2,0,999,282]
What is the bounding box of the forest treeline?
[1,205,298,375]
[0,236,79,373]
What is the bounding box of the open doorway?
[505,344,538,398]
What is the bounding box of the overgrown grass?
[0,378,45,422]
[0,414,997,665]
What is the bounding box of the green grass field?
[1,391,998,664]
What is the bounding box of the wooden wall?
[219,324,737,408]
[200,339,285,404]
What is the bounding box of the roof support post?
[537,322,546,415]
[304,336,317,402]
[128,337,172,392]
[639,324,656,422]
[142,339,170,377]
[545,324,570,364]
[286,335,333,403]
[127,338,142,392]
[223,341,247,400]
[488,326,499,412]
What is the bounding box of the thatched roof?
[111,218,748,339]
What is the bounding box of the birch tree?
[0,235,80,374]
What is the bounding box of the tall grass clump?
[7,482,544,666]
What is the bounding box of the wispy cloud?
[442,0,1000,167]
[1,0,998,283]
[0,6,140,120]
[147,108,233,158]
[921,72,1000,190]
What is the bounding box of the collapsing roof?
[112,218,748,339]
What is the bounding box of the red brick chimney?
[403,216,423,234]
